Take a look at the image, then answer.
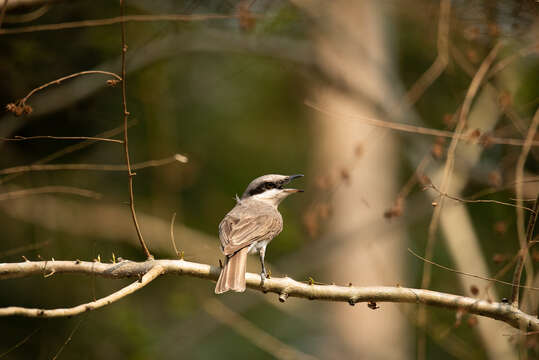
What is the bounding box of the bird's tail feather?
[215,247,249,294]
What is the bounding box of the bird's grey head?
[241,174,304,206]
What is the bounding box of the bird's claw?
[260,271,267,286]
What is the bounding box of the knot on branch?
[278,288,291,303]
[106,79,121,87]
[6,102,33,116]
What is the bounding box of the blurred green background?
[1,0,538,359]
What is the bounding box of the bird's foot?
[260,271,267,286]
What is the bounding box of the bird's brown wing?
[219,213,281,256]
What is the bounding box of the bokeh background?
[1,0,538,359]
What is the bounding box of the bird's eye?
[265,183,274,190]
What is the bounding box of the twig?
[120,0,151,260]
[0,326,40,359]
[1,135,123,143]
[487,42,539,80]
[304,101,539,147]
[5,70,121,116]
[511,107,539,307]
[451,44,529,137]
[0,259,537,331]
[169,212,182,258]
[0,240,50,259]
[0,121,136,186]
[0,186,102,201]
[385,155,431,219]
[427,182,536,213]
[0,13,244,35]
[0,265,164,317]
[20,71,121,103]
[203,299,318,360]
[408,248,539,291]
[421,42,503,291]
[418,42,503,357]
[51,317,85,360]
[0,153,187,176]
[2,3,50,24]
[512,103,539,306]
[402,0,450,107]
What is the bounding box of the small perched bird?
[215,174,303,294]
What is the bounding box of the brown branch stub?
[0,259,538,332]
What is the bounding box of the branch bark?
[0,259,538,332]
[120,0,151,260]
[0,265,164,317]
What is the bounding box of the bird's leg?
[259,247,267,285]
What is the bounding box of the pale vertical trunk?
[302,0,411,357]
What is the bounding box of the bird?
[215,174,303,294]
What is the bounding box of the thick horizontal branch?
[0,259,537,332]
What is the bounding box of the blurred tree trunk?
[300,0,411,357]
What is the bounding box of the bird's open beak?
[282,174,304,193]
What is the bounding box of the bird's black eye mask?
[248,181,282,196]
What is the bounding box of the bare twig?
[1,135,123,143]
[512,107,539,307]
[3,0,58,11]
[385,155,431,219]
[5,70,121,116]
[0,240,50,259]
[402,0,450,107]
[203,299,318,360]
[0,259,537,331]
[0,13,244,35]
[0,326,40,359]
[418,42,503,357]
[0,265,164,317]
[408,248,539,291]
[0,153,187,176]
[427,182,536,213]
[421,42,503,291]
[487,42,539,80]
[120,0,151,260]
[0,186,102,201]
[0,121,135,186]
[51,317,85,360]
[511,200,539,307]
[21,71,121,103]
[304,101,539,147]
[2,4,50,24]
[169,212,182,258]
[451,45,529,137]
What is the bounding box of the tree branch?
[0,153,187,176]
[0,259,537,332]
[119,0,152,260]
[0,265,164,317]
